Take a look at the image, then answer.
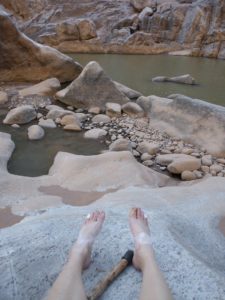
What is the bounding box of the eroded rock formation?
[1,0,224,59]
[0,7,82,82]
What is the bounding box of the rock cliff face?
[1,0,224,59]
[0,6,82,82]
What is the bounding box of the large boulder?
[0,8,82,82]
[113,81,142,100]
[55,61,130,109]
[19,78,61,97]
[147,95,225,157]
[3,105,36,125]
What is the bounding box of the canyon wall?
[0,0,224,59]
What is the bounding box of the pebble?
[143,160,154,167]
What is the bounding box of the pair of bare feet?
[70,207,153,272]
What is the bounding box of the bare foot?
[70,210,105,269]
[129,207,154,271]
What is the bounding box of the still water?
[71,53,225,106]
[0,109,106,177]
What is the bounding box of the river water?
[71,53,225,106]
[1,54,225,176]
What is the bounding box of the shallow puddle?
[39,185,115,206]
[0,206,24,229]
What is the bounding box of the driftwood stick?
[87,250,134,300]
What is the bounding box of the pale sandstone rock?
[84,128,107,139]
[11,124,20,128]
[3,105,36,125]
[210,164,223,175]
[148,95,225,157]
[152,74,196,85]
[46,105,64,111]
[122,102,144,117]
[106,103,122,118]
[0,91,8,105]
[46,109,74,120]
[60,115,81,131]
[88,107,101,114]
[109,139,132,152]
[38,118,56,128]
[0,8,82,82]
[141,153,153,161]
[56,61,129,109]
[92,114,111,124]
[181,170,197,181]
[201,155,213,166]
[217,158,225,165]
[201,165,210,173]
[28,125,45,140]
[19,78,61,97]
[63,124,81,131]
[137,141,160,155]
[168,157,201,174]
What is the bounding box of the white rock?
[141,153,153,161]
[92,114,111,124]
[38,118,56,128]
[3,105,36,125]
[46,105,64,111]
[143,159,154,167]
[28,125,45,140]
[106,102,121,118]
[75,113,88,123]
[210,164,223,175]
[122,102,144,117]
[46,109,74,120]
[11,124,20,128]
[137,141,160,155]
[84,128,107,139]
[109,139,132,152]
[181,171,197,181]
[168,157,201,174]
[88,106,101,114]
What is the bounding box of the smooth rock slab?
[84,128,107,139]
[152,74,196,85]
[19,78,61,97]
[28,125,45,140]
[3,105,37,125]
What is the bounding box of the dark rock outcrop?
[0,7,82,82]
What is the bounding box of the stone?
[141,153,153,161]
[56,19,80,41]
[136,96,152,114]
[147,95,225,157]
[67,106,74,111]
[193,170,203,179]
[168,157,201,174]
[113,81,142,100]
[46,109,74,120]
[217,158,225,165]
[38,118,56,128]
[92,114,111,124]
[37,113,43,119]
[11,124,20,128]
[84,128,107,139]
[75,113,88,123]
[28,125,45,140]
[77,19,97,40]
[55,61,129,109]
[0,8,82,82]
[152,74,196,85]
[130,0,157,12]
[143,159,154,167]
[46,105,64,111]
[181,171,197,181]
[201,155,213,166]
[201,165,210,173]
[63,124,81,132]
[210,164,223,175]
[60,115,81,130]
[137,142,160,155]
[122,102,144,117]
[109,139,132,152]
[182,148,193,155]
[88,107,101,114]
[0,91,8,105]
[106,103,122,118]
[18,78,61,97]
[156,154,191,166]
[3,105,36,125]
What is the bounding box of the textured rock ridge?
[1,0,224,59]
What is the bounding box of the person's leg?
[46,210,105,300]
[129,207,173,300]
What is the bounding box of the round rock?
[28,125,45,140]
